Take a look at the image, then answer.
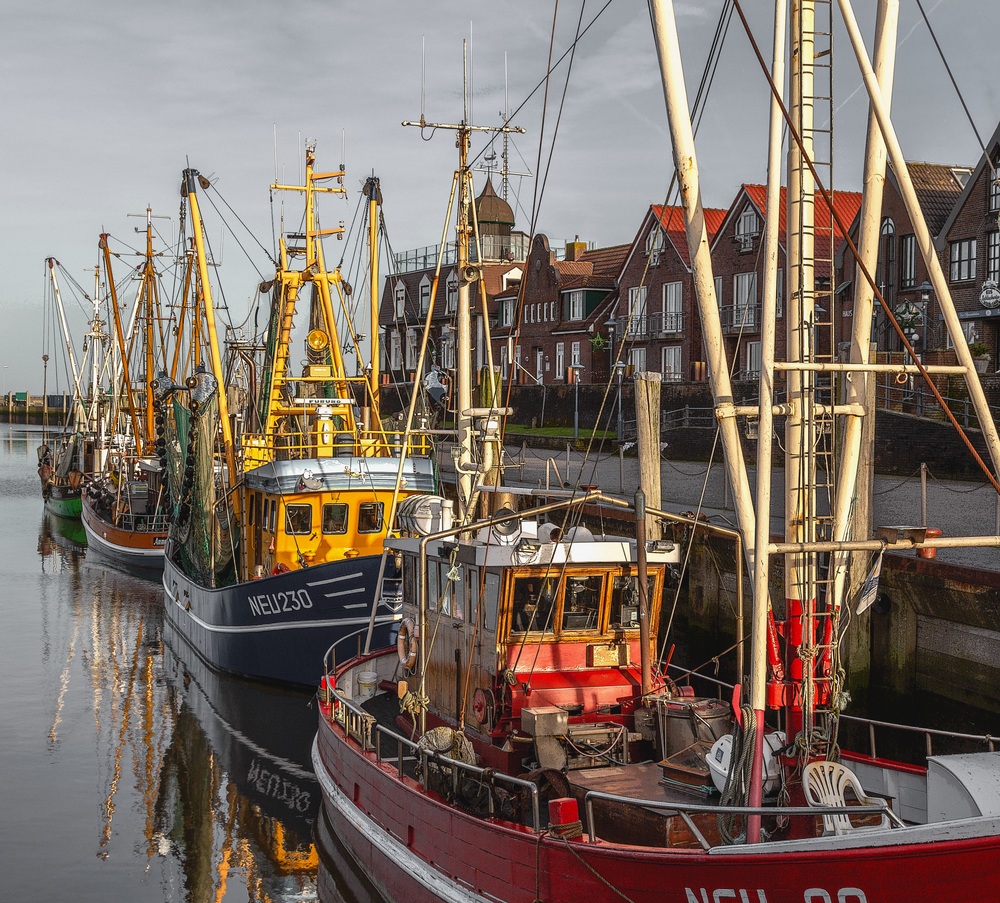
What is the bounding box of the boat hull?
[163,550,397,688]
[43,484,82,519]
[314,668,1000,903]
[81,496,166,578]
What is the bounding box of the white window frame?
[949,238,976,283]
[733,272,758,328]
[389,330,402,370]
[405,328,418,370]
[746,341,762,379]
[900,234,916,289]
[394,281,406,318]
[645,227,664,264]
[736,207,759,251]
[714,275,724,310]
[629,347,646,373]
[661,345,682,381]
[570,341,581,367]
[988,232,1000,283]
[626,285,647,336]
[419,275,432,313]
[661,281,682,333]
[555,342,565,380]
[567,290,585,321]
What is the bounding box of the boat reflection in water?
[159,618,320,900]
[315,804,386,903]
[37,511,87,567]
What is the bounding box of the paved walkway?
[494,442,1000,572]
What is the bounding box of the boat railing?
[665,663,999,759]
[244,428,431,462]
[581,789,904,851]
[324,687,541,831]
[116,511,171,533]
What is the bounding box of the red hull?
[315,696,1000,903]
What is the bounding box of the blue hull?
[162,548,398,688]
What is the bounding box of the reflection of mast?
[98,622,144,857]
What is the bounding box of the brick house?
[491,235,627,386]
[710,185,861,379]
[610,204,726,383]
[933,127,1000,361]
[379,179,526,388]
[837,161,971,355]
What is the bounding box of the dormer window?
[645,227,665,264]
[446,271,458,312]
[419,275,432,314]
[393,281,406,318]
[736,207,760,252]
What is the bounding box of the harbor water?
[4,420,999,901]
[0,423,382,903]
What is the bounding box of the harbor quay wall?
[677,527,1000,719]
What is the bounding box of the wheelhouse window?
[358,502,384,534]
[610,574,656,629]
[322,503,348,534]
[511,576,557,633]
[561,575,604,631]
[285,503,312,535]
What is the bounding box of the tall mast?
[402,46,524,516]
[46,258,87,426]
[181,169,237,489]
[365,176,381,412]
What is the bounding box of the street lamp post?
[570,363,585,438]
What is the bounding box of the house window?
[990,163,1000,212]
[900,235,916,289]
[555,342,565,380]
[405,328,417,369]
[446,272,458,312]
[535,349,544,383]
[393,281,406,318]
[500,345,509,379]
[629,347,646,372]
[878,218,896,302]
[661,281,682,333]
[746,341,762,379]
[567,290,585,320]
[949,238,976,282]
[626,285,647,336]
[776,268,784,319]
[645,227,664,264]
[661,345,682,381]
[715,275,724,309]
[419,275,432,313]
[571,341,581,367]
[440,335,454,370]
[989,232,1000,283]
[733,272,758,328]
[736,207,759,251]
[499,297,514,327]
[389,330,402,370]
[515,344,522,382]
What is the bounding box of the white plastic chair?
[802,760,891,835]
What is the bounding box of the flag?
[856,548,884,614]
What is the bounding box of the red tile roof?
[742,184,862,238]
[651,204,726,267]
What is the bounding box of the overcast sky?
[1,0,994,391]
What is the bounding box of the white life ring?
[397,617,419,670]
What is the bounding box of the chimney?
[565,235,587,262]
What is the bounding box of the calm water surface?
[0,423,377,902]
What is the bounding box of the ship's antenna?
[273,124,278,183]
[503,52,510,201]
[469,23,474,124]
[463,39,469,124]
[421,36,426,121]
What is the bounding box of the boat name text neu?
[686,888,867,903]
[247,589,314,617]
